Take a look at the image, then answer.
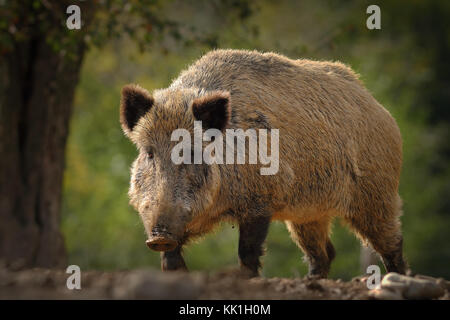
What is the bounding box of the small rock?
[381,272,445,300]
[306,281,324,292]
[414,274,438,281]
[352,275,369,283]
[331,288,342,295]
[436,278,450,291]
[381,273,407,291]
[368,288,404,300]
[404,278,445,300]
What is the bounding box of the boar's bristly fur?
[120,84,154,135]
[120,49,407,278]
[192,91,231,131]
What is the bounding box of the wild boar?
[119,49,406,278]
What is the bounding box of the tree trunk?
[0,36,86,269]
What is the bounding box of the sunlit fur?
[121,49,406,277]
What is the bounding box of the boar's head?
[120,84,230,251]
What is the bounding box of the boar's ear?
[191,91,231,131]
[120,84,154,134]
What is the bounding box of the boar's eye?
[145,148,154,160]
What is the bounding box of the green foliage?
[63,0,450,279]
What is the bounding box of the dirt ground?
[1,266,449,300]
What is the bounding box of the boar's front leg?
[160,246,187,271]
[238,215,271,277]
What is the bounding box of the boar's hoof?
[146,237,177,252]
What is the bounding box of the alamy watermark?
[366,5,381,30]
[171,121,279,175]
[366,264,381,289]
[66,5,81,30]
[66,265,81,290]
[65,4,382,31]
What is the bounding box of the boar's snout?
[146,226,178,252]
[146,237,177,252]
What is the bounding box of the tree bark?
[0,36,86,269]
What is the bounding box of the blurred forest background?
[2,0,449,280]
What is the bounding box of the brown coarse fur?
[120,49,407,278]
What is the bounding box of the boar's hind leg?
[286,219,335,278]
[160,246,188,271]
[238,215,271,277]
[345,195,407,275]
